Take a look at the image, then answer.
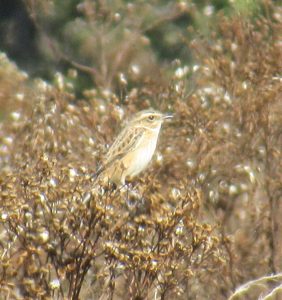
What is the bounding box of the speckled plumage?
[95,109,171,185]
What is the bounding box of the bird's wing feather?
[94,127,145,178]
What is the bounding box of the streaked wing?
[95,127,145,177]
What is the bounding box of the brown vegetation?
[0,1,281,299]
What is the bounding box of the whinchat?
[95,109,172,185]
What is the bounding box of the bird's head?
[130,109,173,131]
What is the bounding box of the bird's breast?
[125,130,160,178]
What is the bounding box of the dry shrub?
[0,59,226,299]
[190,13,282,280]
[0,3,281,300]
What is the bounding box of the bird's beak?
[163,113,173,120]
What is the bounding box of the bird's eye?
[148,115,155,121]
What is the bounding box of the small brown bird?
[95,109,172,185]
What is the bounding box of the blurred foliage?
[0,0,282,299]
[0,0,270,92]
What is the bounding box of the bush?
[0,1,281,299]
